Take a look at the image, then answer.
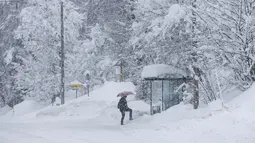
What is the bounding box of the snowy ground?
[1,82,255,143]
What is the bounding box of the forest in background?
[0,0,254,107]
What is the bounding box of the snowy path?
[0,119,169,143]
[1,111,255,143]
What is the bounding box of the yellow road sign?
[71,84,83,89]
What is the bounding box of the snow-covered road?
[1,110,255,143]
[0,119,169,143]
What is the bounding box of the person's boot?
[129,109,133,120]
[121,120,124,125]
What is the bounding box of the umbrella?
[117,91,134,97]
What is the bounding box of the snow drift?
[4,100,45,118]
[33,82,150,125]
[0,105,11,116]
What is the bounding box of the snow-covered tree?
[80,0,135,84]
[130,0,231,105]
[201,0,255,91]
[14,0,83,101]
[129,0,193,98]
[0,1,26,107]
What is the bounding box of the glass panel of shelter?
[152,81,162,106]
[162,80,184,111]
[162,80,168,111]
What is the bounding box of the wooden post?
[76,89,78,99]
[87,84,90,97]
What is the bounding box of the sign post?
[85,73,90,97]
[71,80,83,99]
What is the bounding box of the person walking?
[117,95,133,125]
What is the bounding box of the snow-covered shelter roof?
[141,64,187,79]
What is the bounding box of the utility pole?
[60,1,65,105]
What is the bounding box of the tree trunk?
[191,0,199,109]
[193,79,199,109]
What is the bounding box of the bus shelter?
[141,64,194,115]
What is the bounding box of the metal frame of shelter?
[143,76,194,115]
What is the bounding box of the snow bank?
[229,83,255,107]
[4,100,45,117]
[222,86,242,103]
[141,64,187,78]
[140,103,212,126]
[208,100,224,111]
[90,81,135,101]
[36,100,106,119]
[228,83,255,119]
[1,81,144,122]
[0,105,11,116]
[34,82,138,119]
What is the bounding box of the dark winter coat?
[117,96,128,111]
